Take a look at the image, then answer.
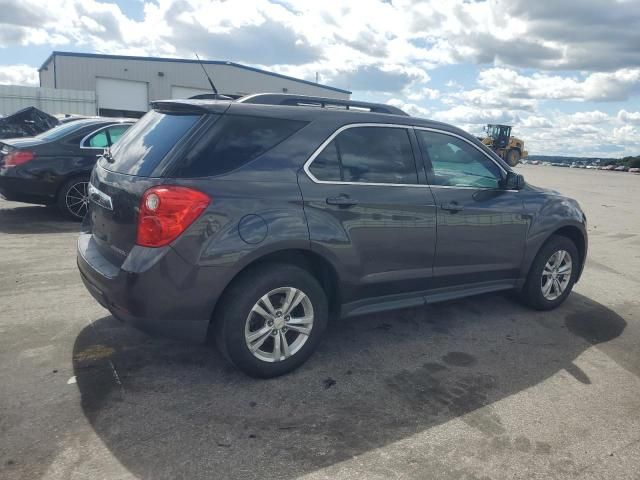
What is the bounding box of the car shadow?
[0,202,80,234]
[68,292,625,480]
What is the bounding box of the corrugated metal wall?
[0,85,96,116]
[40,55,350,102]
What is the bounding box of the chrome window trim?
[303,123,514,190]
[302,123,430,188]
[80,123,132,150]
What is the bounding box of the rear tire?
[520,235,579,310]
[507,149,521,167]
[214,263,328,378]
[57,176,90,221]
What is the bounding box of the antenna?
[195,52,218,95]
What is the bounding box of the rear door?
[414,128,528,288]
[298,124,437,303]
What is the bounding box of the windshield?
[101,110,202,177]
[488,125,510,139]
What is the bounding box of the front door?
[415,128,529,288]
[299,124,437,303]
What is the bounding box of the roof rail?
[237,93,409,116]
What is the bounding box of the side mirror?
[503,171,525,190]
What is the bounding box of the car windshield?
[488,125,510,138]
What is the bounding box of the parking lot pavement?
[0,167,638,480]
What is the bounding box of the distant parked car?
[614,165,628,171]
[0,118,134,219]
[629,167,640,173]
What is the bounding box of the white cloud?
[565,111,611,124]
[405,87,440,101]
[520,116,553,128]
[617,110,640,124]
[386,99,430,117]
[478,67,640,102]
[432,105,519,126]
[0,64,38,85]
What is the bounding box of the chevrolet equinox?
[77,94,588,378]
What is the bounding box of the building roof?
[39,51,351,95]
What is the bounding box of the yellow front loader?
[480,124,528,167]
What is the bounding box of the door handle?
[441,201,464,212]
[326,195,358,207]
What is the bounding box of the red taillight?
[136,186,210,248]
[4,150,35,167]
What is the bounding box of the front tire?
[520,235,579,310]
[214,263,328,378]
[507,149,521,167]
[57,176,90,221]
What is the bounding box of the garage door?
[96,78,148,115]
[171,86,213,99]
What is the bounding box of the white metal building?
[38,51,351,117]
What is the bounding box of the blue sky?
[1,0,640,157]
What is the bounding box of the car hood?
[523,182,563,197]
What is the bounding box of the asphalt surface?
[1,167,639,480]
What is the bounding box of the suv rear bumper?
[77,233,230,343]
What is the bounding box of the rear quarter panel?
[170,178,311,272]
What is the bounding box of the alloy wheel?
[65,181,90,219]
[541,249,572,301]
[244,287,314,363]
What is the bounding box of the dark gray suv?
[77,94,587,377]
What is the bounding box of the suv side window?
[308,141,341,181]
[83,124,131,148]
[106,125,130,145]
[86,129,109,148]
[309,126,418,185]
[416,130,502,189]
[171,115,306,178]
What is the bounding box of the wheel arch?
[522,224,587,286]
[553,225,586,269]
[208,248,341,331]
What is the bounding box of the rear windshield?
[100,110,200,176]
[36,120,97,141]
[168,115,306,178]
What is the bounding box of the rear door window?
[87,130,109,148]
[106,125,130,145]
[308,141,342,181]
[170,115,306,177]
[308,126,418,184]
[101,111,201,176]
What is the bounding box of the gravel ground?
[0,166,638,480]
